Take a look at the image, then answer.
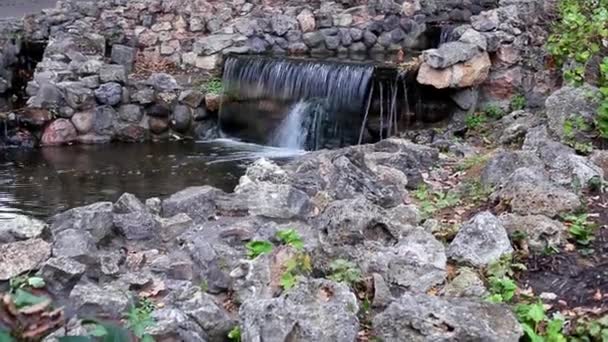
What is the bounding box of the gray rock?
[171,105,192,133]
[0,238,51,280]
[193,34,235,55]
[535,140,604,188]
[59,82,95,110]
[423,41,480,69]
[99,64,127,84]
[114,192,147,213]
[174,285,235,340]
[69,281,129,317]
[271,14,297,36]
[363,30,378,47]
[110,45,136,72]
[71,110,94,134]
[79,75,100,89]
[94,82,123,106]
[240,279,359,342]
[302,31,324,47]
[373,292,522,341]
[439,267,487,298]
[50,201,114,242]
[450,87,479,110]
[493,167,582,217]
[93,105,118,137]
[234,180,312,219]
[545,85,600,141]
[367,228,446,292]
[131,88,155,104]
[179,89,205,108]
[113,211,159,240]
[78,59,103,75]
[147,73,179,92]
[447,211,513,267]
[471,10,499,31]
[117,104,143,123]
[499,213,565,252]
[40,257,86,293]
[459,28,488,51]
[158,213,193,242]
[162,186,225,223]
[28,83,63,108]
[52,229,97,258]
[146,308,206,341]
[0,214,47,243]
[481,150,542,186]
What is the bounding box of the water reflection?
[0,139,304,219]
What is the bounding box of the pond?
[0,139,304,219]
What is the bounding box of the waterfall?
[439,25,454,45]
[220,55,374,150]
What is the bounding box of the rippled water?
[0,139,305,219]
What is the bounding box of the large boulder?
[481,150,542,186]
[162,186,225,223]
[422,42,480,69]
[0,238,51,280]
[535,140,604,188]
[94,82,123,106]
[50,201,114,243]
[492,167,582,217]
[373,292,522,341]
[240,279,359,342]
[499,214,565,252]
[0,214,47,243]
[41,119,78,146]
[545,85,600,141]
[447,212,513,267]
[234,180,312,220]
[417,52,491,89]
[69,281,129,317]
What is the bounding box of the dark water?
[0,139,304,219]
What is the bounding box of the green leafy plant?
[564,213,597,246]
[276,229,304,250]
[202,78,223,95]
[510,94,527,111]
[125,298,155,341]
[58,320,133,342]
[484,105,506,119]
[280,253,312,290]
[563,116,594,154]
[462,179,494,203]
[413,185,461,218]
[465,113,487,130]
[246,240,274,259]
[328,259,362,287]
[486,276,518,303]
[570,315,608,341]
[9,275,45,293]
[228,326,242,342]
[516,302,567,342]
[486,254,527,279]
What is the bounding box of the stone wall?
[0,0,557,147]
[0,19,23,111]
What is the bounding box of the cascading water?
[220,55,374,150]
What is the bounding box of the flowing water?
[0,140,304,219]
[220,55,374,150]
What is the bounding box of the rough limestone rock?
[422,41,480,69]
[147,73,180,92]
[52,229,97,258]
[41,119,78,146]
[439,267,487,298]
[417,52,491,89]
[240,279,359,342]
[492,167,582,217]
[535,140,604,188]
[69,281,129,317]
[40,256,87,293]
[50,202,114,243]
[162,186,225,223]
[234,180,312,219]
[447,212,513,267]
[113,211,159,240]
[499,213,565,252]
[373,292,522,341]
[481,150,542,186]
[0,238,52,280]
[366,228,446,292]
[545,85,600,141]
[94,82,122,106]
[0,214,47,243]
[114,192,147,213]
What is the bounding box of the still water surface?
[0,139,303,219]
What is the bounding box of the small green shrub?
[413,185,461,218]
[328,259,362,287]
[462,179,494,203]
[516,302,567,342]
[246,240,274,259]
[486,276,517,303]
[510,94,527,111]
[465,113,487,130]
[125,298,155,340]
[276,229,304,250]
[570,316,608,341]
[280,253,312,290]
[455,154,490,172]
[564,213,597,246]
[228,326,242,342]
[486,254,527,279]
[202,78,223,95]
[9,275,45,293]
[484,105,506,119]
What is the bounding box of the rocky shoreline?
[2,83,607,339]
